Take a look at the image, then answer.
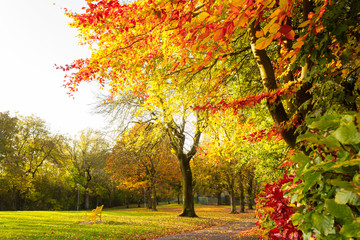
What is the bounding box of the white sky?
[0,0,110,137]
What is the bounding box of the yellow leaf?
[196,12,209,23]
[269,23,281,34]
[263,17,277,34]
[279,0,288,10]
[238,15,247,28]
[292,40,304,49]
[255,30,264,38]
[255,36,273,50]
[231,0,247,8]
[270,9,282,19]
[298,20,310,28]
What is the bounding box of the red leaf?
[284,30,295,40]
[229,4,240,14]
[213,28,225,42]
[279,24,292,34]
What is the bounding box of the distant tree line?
[0,112,181,211]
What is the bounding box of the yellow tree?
[107,122,181,211]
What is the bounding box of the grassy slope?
[0,204,256,239]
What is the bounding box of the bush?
[288,112,360,239]
[256,173,302,240]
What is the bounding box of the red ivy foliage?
[256,173,302,240]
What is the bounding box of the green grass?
[0,204,255,239]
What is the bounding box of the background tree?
[67,128,110,210]
[192,154,226,206]
[107,122,181,211]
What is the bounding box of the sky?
[0,0,110,137]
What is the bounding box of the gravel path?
[155,218,258,240]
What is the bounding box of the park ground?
[0,204,259,239]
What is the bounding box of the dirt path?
[155,218,259,240]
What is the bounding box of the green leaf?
[292,152,310,164]
[325,199,353,220]
[340,221,360,237]
[335,189,360,205]
[309,115,339,130]
[332,116,360,145]
[311,213,335,236]
[303,171,322,192]
[330,159,360,169]
[296,132,320,143]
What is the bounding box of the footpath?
[155,217,259,240]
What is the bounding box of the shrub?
[256,173,302,240]
[288,112,360,239]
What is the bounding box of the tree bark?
[84,190,90,210]
[247,176,254,210]
[179,156,197,217]
[217,192,222,205]
[151,181,157,211]
[229,189,238,214]
[249,22,297,148]
[239,180,245,213]
[12,185,17,211]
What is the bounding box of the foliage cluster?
[288,112,360,239]
[257,111,360,239]
[256,173,302,240]
[106,122,182,211]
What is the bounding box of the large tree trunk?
[247,176,254,210]
[248,0,314,149]
[229,189,238,214]
[217,191,222,205]
[179,156,197,217]
[151,181,157,211]
[249,22,296,148]
[239,179,245,213]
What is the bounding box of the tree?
[0,112,18,161]
[107,122,180,211]
[192,154,226,206]
[67,129,110,210]
[61,0,359,148]
[0,114,66,210]
[103,89,206,217]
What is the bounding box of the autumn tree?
[192,154,226,206]
[107,122,180,211]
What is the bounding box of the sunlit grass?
[0,204,255,239]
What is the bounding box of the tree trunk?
[239,180,245,213]
[12,185,17,211]
[217,192,222,205]
[84,190,90,210]
[229,189,238,214]
[249,22,296,148]
[151,181,157,211]
[247,175,254,210]
[179,156,197,217]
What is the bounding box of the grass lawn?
[0,204,256,239]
